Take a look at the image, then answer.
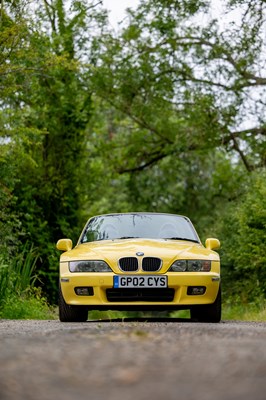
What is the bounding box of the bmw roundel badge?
[136,252,144,256]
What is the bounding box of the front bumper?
[60,265,220,309]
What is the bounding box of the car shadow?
[87,317,193,323]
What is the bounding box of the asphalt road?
[0,319,266,400]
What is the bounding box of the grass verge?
[222,301,266,321]
[0,290,57,320]
[1,292,266,321]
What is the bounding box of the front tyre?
[59,286,88,322]
[190,286,221,323]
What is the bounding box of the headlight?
[169,260,211,272]
[69,260,112,272]
[169,260,187,272]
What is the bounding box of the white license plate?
[113,275,168,288]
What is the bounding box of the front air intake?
[106,288,175,302]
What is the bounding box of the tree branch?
[43,0,57,33]
[142,36,266,87]
[222,126,266,145]
[175,36,266,87]
[230,135,253,172]
[118,152,169,173]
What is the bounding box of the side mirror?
[56,239,73,252]
[205,238,220,251]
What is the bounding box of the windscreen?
[80,214,199,243]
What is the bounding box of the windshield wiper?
[164,237,199,243]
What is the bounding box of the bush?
[0,242,55,319]
[218,170,266,301]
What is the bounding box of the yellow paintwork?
[205,238,220,251]
[57,239,73,252]
[57,238,220,309]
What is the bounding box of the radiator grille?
[119,257,139,272]
[119,257,162,272]
[142,257,162,272]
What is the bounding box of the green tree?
[0,0,34,257]
[91,0,265,173]
[16,0,107,301]
[1,0,107,302]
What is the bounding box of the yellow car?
[56,212,221,322]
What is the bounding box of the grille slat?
[142,257,161,272]
[106,288,175,302]
[119,257,139,272]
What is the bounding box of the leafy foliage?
[1,0,108,302]
[91,0,266,173]
[0,242,40,312]
[218,172,266,301]
[0,0,265,314]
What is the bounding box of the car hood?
[60,239,219,272]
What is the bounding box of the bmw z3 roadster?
[56,212,221,322]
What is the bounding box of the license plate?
[113,275,168,288]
